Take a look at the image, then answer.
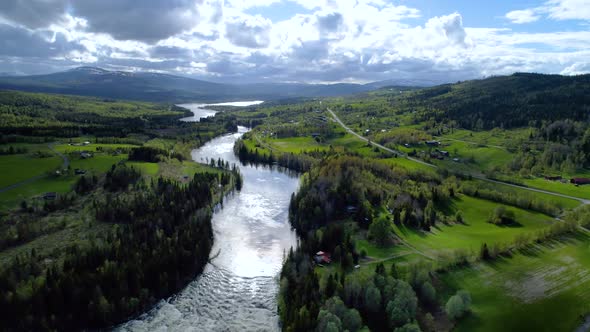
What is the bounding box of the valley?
[1,72,590,332]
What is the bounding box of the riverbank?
[117,104,300,331]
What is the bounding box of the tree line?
[0,165,242,330]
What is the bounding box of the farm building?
[425,140,441,146]
[314,251,331,264]
[571,178,590,185]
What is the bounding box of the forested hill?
[0,67,374,102]
[404,73,590,129]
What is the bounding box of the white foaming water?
[117,107,298,331]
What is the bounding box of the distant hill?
[402,73,590,129]
[0,67,379,102]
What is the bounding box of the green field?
[128,161,160,176]
[522,177,590,200]
[442,128,530,148]
[0,148,62,188]
[0,176,75,210]
[355,195,557,264]
[434,140,514,172]
[379,156,438,174]
[440,231,590,332]
[53,143,138,154]
[396,195,555,256]
[271,136,329,153]
[0,143,139,210]
[465,179,581,211]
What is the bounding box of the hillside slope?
[404,73,590,129]
[0,67,373,102]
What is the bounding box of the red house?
[314,251,331,264]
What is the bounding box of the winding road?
[327,108,590,205]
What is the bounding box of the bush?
[489,206,516,225]
[420,282,436,304]
[445,290,472,320]
[368,216,394,247]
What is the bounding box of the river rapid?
[117,102,299,331]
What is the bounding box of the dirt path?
[0,143,70,194]
[327,108,590,205]
[48,143,70,169]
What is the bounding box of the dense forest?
[0,89,246,330]
[280,156,462,332]
[0,164,242,330]
[405,73,590,130]
[0,90,238,148]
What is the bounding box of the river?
[179,101,264,122]
[117,103,299,331]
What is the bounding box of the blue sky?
[0,0,588,83]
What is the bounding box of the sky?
[0,0,588,84]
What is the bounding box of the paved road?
[327,108,435,168]
[327,108,590,205]
[0,143,70,194]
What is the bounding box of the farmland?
[440,231,590,332]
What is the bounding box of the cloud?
[545,0,590,20]
[0,1,589,83]
[561,62,590,75]
[71,0,201,43]
[149,46,194,60]
[0,24,85,58]
[506,9,541,24]
[317,12,344,34]
[0,0,68,29]
[424,13,469,47]
[506,0,590,24]
[225,15,272,48]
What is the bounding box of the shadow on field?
[519,230,589,258]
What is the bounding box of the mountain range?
[0,67,427,102]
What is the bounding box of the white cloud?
[545,0,590,20]
[506,9,541,24]
[225,15,272,48]
[561,62,590,75]
[0,1,589,82]
[506,0,590,24]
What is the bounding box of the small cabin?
[440,150,450,157]
[425,140,441,147]
[74,169,86,175]
[571,178,590,185]
[80,152,93,159]
[314,251,331,264]
[430,153,443,160]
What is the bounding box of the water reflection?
[117,110,298,331]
